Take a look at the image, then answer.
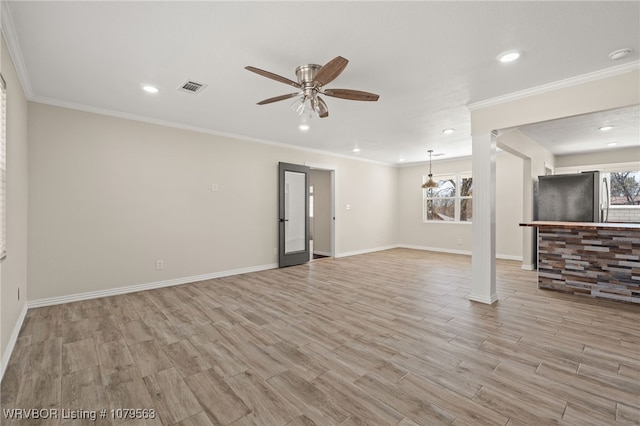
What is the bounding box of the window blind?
[1,73,6,260]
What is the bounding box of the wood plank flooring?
[2,249,639,425]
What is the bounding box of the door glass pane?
[284,171,306,253]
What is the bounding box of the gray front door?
[278,162,310,268]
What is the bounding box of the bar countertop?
[519,221,640,231]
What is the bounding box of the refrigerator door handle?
[602,177,610,223]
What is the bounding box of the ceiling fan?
[245,56,379,118]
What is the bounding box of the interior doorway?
[278,162,311,268]
[308,167,335,260]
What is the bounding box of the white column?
[470,131,497,304]
[521,158,536,270]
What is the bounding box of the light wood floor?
[2,249,639,425]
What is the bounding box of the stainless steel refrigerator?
[536,171,609,222]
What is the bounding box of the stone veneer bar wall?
[538,226,640,303]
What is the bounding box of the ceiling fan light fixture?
[297,105,313,131]
[246,56,379,119]
[291,96,307,115]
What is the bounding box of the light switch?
[346,204,351,210]
[211,183,219,192]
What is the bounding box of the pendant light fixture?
[421,149,438,189]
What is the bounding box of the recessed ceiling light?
[497,50,521,63]
[609,48,632,60]
[142,85,159,93]
[352,148,361,153]
[398,158,405,162]
[299,123,310,131]
[442,128,455,135]
[599,125,614,131]
[607,142,618,146]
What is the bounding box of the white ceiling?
[2,1,639,164]
[518,104,640,156]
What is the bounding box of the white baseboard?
[335,245,400,258]
[469,292,499,305]
[399,244,471,256]
[398,245,523,263]
[521,263,536,271]
[25,246,526,309]
[497,254,524,262]
[28,263,278,308]
[1,302,28,382]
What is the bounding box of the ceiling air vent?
[178,80,207,94]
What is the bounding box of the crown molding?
[467,61,640,111]
[0,1,33,98]
[30,94,395,167]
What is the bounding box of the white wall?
[27,103,398,301]
[496,129,555,267]
[397,152,523,259]
[555,146,640,170]
[497,129,555,178]
[495,153,524,258]
[1,34,29,375]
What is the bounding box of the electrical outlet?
[211,183,219,192]
[156,260,164,270]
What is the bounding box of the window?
[608,170,640,206]
[0,73,6,260]
[423,172,473,222]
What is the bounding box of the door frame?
[305,162,336,258]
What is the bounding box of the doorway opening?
[308,166,335,260]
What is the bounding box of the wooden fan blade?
[323,88,380,102]
[316,96,329,118]
[245,66,301,89]
[257,92,301,105]
[314,56,349,86]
